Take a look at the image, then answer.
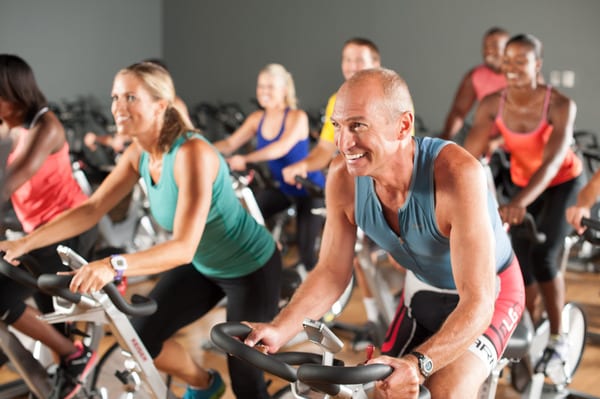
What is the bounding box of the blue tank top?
[256,108,325,196]
[139,133,276,278]
[355,136,513,289]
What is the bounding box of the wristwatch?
[409,351,433,378]
[110,255,128,283]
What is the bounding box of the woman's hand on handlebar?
[226,154,247,172]
[0,237,29,266]
[499,203,526,225]
[566,205,591,235]
[368,355,421,399]
[282,161,308,187]
[60,259,115,293]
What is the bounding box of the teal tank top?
[355,137,513,289]
[139,133,276,278]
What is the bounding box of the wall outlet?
[562,70,575,88]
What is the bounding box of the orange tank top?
[7,114,87,232]
[495,86,582,188]
[472,64,507,101]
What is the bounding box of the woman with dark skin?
[464,34,584,379]
[0,54,98,399]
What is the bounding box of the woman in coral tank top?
[464,34,584,379]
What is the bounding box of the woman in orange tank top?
[464,34,584,379]
[0,54,98,398]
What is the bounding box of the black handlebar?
[210,322,299,382]
[37,274,157,317]
[294,175,324,198]
[581,217,600,245]
[210,322,430,398]
[512,213,546,245]
[0,256,39,289]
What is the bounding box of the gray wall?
[0,0,162,109]
[2,1,598,133]
[164,0,600,134]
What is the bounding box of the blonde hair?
[118,61,194,151]
[259,63,298,109]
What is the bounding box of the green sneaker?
[183,369,225,399]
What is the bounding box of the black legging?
[511,175,584,285]
[255,187,324,271]
[132,249,282,399]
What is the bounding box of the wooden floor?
[1,258,599,398]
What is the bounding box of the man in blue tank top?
[245,68,525,398]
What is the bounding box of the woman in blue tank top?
[0,61,281,399]
[214,64,325,271]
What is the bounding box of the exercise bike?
[34,245,178,399]
[0,252,104,399]
[477,214,589,399]
[210,319,431,399]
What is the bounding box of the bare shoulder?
[287,108,308,123]
[179,136,217,161]
[549,86,575,112]
[435,143,484,188]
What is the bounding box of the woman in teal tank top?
[0,61,281,399]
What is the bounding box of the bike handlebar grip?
[0,258,38,289]
[581,217,600,245]
[210,322,298,382]
[272,352,344,367]
[294,175,324,197]
[297,363,393,385]
[36,274,157,317]
[581,217,600,232]
[297,364,431,399]
[37,274,82,304]
[521,213,546,244]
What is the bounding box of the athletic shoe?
[52,341,98,399]
[535,335,569,385]
[183,369,226,399]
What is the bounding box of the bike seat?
[502,311,534,361]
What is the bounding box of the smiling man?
[245,68,525,398]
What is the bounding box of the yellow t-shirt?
[318,92,415,143]
[319,93,337,144]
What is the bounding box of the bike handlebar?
[37,274,157,317]
[210,322,430,398]
[294,175,324,198]
[0,254,40,289]
[513,213,547,245]
[581,217,600,245]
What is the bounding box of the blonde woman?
[215,64,325,271]
[1,61,282,399]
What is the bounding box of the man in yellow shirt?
[282,38,381,184]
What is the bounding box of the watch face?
[111,256,127,270]
[423,358,433,374]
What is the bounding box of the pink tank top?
[495,86,582,188]
[7,119,87,232]
[472,64,507,101]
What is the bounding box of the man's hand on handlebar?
[282,161,308,187]
[566,205,591,235]
[368,355,421,399]
[242,321,294,355]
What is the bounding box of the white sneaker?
[535,335,569,386]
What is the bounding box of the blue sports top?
[355,136,513,289]
[139,133,276,278]
[256,108,325,196]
